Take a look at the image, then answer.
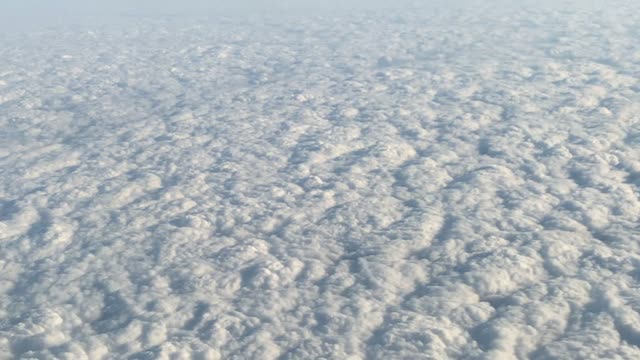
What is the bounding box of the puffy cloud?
[1,1,640,358]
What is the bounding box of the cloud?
[1,1,640,358]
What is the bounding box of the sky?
[1,0,424,15]
[0,0,428,29]
[0,0,616,28]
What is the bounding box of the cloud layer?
[1,2,640,359]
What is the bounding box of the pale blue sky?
[0,0,608,31]
[0,0,427,30]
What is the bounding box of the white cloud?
[1,1,640,358]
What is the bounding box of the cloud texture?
[1,1,640,359]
